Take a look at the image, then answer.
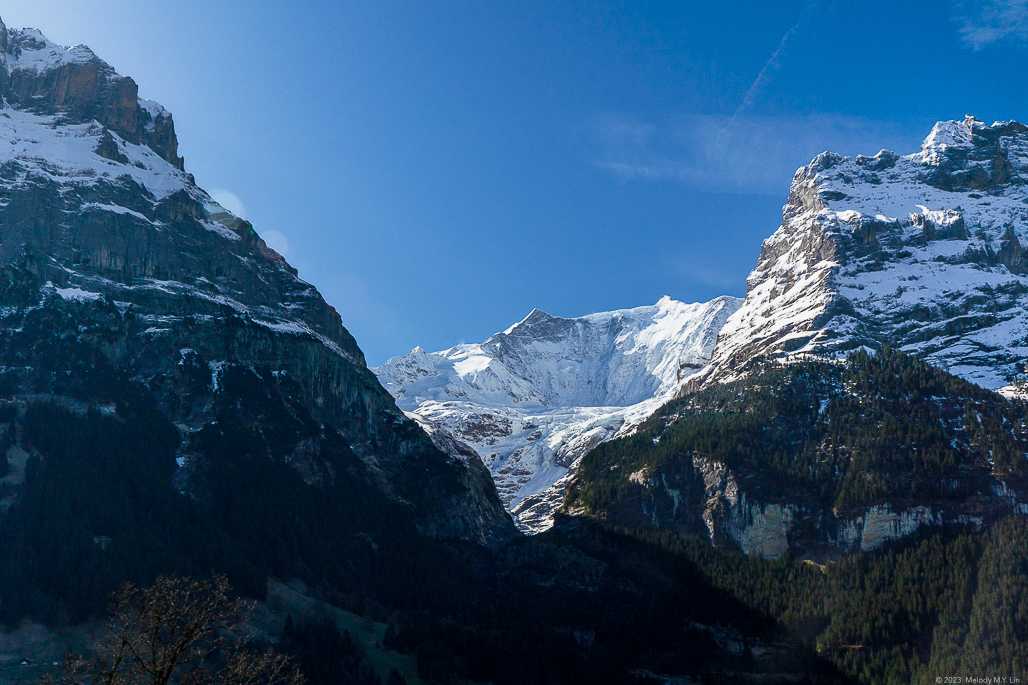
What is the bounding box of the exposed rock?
[998,225,1025,275]
[923,115,1024,191]
[698,116,1028,390]
[94,127,130,164]
[855,149,899,171]
[731,500,795,559]
[404,410,482,462]
[912,209,966,242]
[838,505,941,552]
[0,18,516,549]
[692,457,795,559]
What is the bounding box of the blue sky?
[3,1,1028,365]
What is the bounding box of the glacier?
[375,295,741,532]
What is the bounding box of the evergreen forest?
[0,348,1025,683]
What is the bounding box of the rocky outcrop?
[912,208,967,242]
[595,448,1028,560]
[837,505,941,552]
[693,457,796,559]
[697,116,1028,391]
[998,225,1025,275]
[94,127,130,164]
[584,456,801,560]
[0,27,184,169]
[923,115,1025,191]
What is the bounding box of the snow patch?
[54,286,102,302]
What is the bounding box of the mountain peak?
[501,307,553,335]
[374,295,741,531]
[917,116,1028,190]
[920,115,981,152]
[700,116,1028,391]
[0,21,183,170]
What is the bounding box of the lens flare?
[210,189,246,219]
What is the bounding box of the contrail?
[734,0,825,118]
[712,0,830,152]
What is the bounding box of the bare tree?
[73,575,302,685]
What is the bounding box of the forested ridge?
[0,369,474,627]
[0,367,842,682]
[570,347,1028,513]
[563,347,1028,683]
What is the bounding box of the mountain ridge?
[552,116,1028,569]
[379,115,1028,551]
[375,294,741,531]
[695,114,1028,392]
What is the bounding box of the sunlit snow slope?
[375,296,741,532]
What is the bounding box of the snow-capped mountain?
[374,295,741,531]
[0,18,515,547]
[700,115,1028,390]
[557,118,1028,564]
[376,115,1028,539]
[0,22,183,172]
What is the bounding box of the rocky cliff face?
[617,453,1024,560]
[0,19,515,548]
[375,296,741,532]
[0,21,182,170]
[572,350,1028,560]
[699,116,1028,391]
